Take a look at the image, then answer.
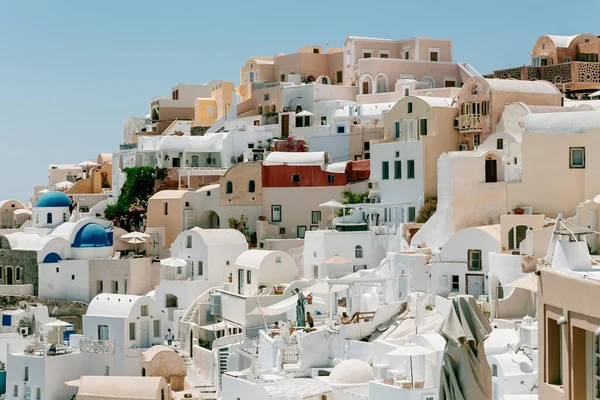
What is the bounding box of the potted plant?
[266,137,274,150]
[258,216,267,221]
[228,273,232,283]
[513,206,525,215]
[257,140,263,149]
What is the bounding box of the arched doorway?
[508,225,532,250]
[141,367,146,376]
[198,210,220,229]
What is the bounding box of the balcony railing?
[505,164,522,183]
[119,143,138,151]
[79,338,115,354]
[458,114,482,131]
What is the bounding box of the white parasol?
[44,319,73,344]
[125,237,146,254]
[120,232,151,240]
[76,160,100,168]
[319,199,344,230]
[389,343,433,389]
[54,181,73,190]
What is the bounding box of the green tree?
[338,189,369,216]
[105,167,160,220]
[416,197,437,223]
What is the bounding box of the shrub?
[416,197,437,224]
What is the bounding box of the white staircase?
[218,346,230,391]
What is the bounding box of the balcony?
[119,143,138,151]
[458,114,482,132]
[79,338,115,354]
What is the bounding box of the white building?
[231,250,298,296]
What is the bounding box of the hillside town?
[1,32,600,400]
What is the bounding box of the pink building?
[342,36,466,98]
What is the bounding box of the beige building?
[141,346,187,391]
[219,162,262,207]
[457,77,563,149]
[492,33,600,96]
[76,376,170,400]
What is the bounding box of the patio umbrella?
[306,281,349,324]
[38,189,49,194]
[54,181,73,190]
[438,295,492,400]
[389,343,434,389]
[76,160,100,168]
[44,319,73,344]
[125,237,146,254]
[296,110,314,117]
[160,257,187,268]
[120,232,151,240]
[319,199,344,230]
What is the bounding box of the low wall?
[193,344,214,382]
[0,285,33,296]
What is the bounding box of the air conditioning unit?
[368,181,379,190]
[373,364,389,380]
[459,144,468,151]
[19,327,28,337]
[519,325,538,349]
[209,294,222,316]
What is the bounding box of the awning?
[64,379,80,387]
[248,292,309,316]
[296,110,314,117]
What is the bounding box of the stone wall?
[0,249,38,295]
[0,295,88,332]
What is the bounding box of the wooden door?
[362,81,369,94]
[281,114,289,138]
[485,159,497,183]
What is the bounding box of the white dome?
[329,359,373,384]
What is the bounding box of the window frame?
[248,180,256,193]
[311,211,321,224]
[381,161,390,180]
[407,102,413,114]
[394,160,402,179]
[394,121,401,138]
[570,147,585,168]
[451,275,460,292]
[355,245,364,259]
[420,119,428,135]
[186,235,192,248]
[467,249,482,271]
[407,160,415,179]
[327,174,335,183]
[291,174,301,183]
[297,225,307,239]
[129,322,136,341]
[271,205,282,222]
[497,138,503,150]
[153,319,161,337]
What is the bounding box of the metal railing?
[505,164,522,183]
[79,338,115,353]
[119,143,138,150]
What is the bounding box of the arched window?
[508,225,532,250]
[472,85,478,95]
[321,77,329,84]
[226,181,233,194]
[248,180,256,193]
[46,213,53,224]
[355,245,363,258]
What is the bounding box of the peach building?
[342,36,466,101]
[457,77,563,149]
[492,33,600,97]
[192,81,238,135]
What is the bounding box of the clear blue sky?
[1,0,598,202]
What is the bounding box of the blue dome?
[36,191,72,208]
[72,223,113,248]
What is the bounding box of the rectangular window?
[185,201,190,207]
[381,161,390,180]
[407,102,413,114]
[407,160,415,179]
[276,256,281,263]
[71,274,75,280]
[310,225,318,231]
[474,134,480,147]
[312,211,321,224]
[362,51,372,59]
[394,161,402,179]
[430,51,438,61]
[292,174,301,183]
[13,385,17,397]
[420,119,428,135]
[445,80,456,88]
[337,125,345,134]
[297,226,307,239]
[186,235,192,248]
[570,147,585,168]
[36,388,41,400]
[404,88,409,96]
[408,207,416,222]
[177,266,182,275]
[564,57,571,63]
[24,366,28,382]
[98,325,109,340]
[16,268,20,281]
[271,205,282,222]
[492,364,497,377]
[327,174,335,183]
[247,270,252,284]
[281,74,286,82]
[153,320,161,337]
[264,94,269,101]
[497,139,503,150]
[112,281,118,293]
[129,322,136,341]
[451,275,459,292]
[164,202,168,215]
[405,51,410,59]
[321,116,327,125]
[141,305,148,317]
[394,121,401,138]
[364,141,370,151]
[97,280,103,294]
[468,250,482,271]
[379,50,390,58]
[336,71,343,83]
[198,261,203,276]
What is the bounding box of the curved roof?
[546,35,579,48]
[76,376,165,399]
[234,250,289,269]
[150,190,189,200]
[142,345,174,361]
[329,360,373,384]
[72,223,112,248]
[324,162,349,173]
[36,191,72,208]
[0,200,26,211]
[264,151,326,166]
[524,111,600,134]
[485,79,561,95]
[189,228,248,246]
[87,294,146,318]
[526,104,595,113]
[412,96,456,108]
[472,224,502,243]
[138,134,224,152]
[3,232,68,252]
[141,345,187,375]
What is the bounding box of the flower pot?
[513,209,525,215]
